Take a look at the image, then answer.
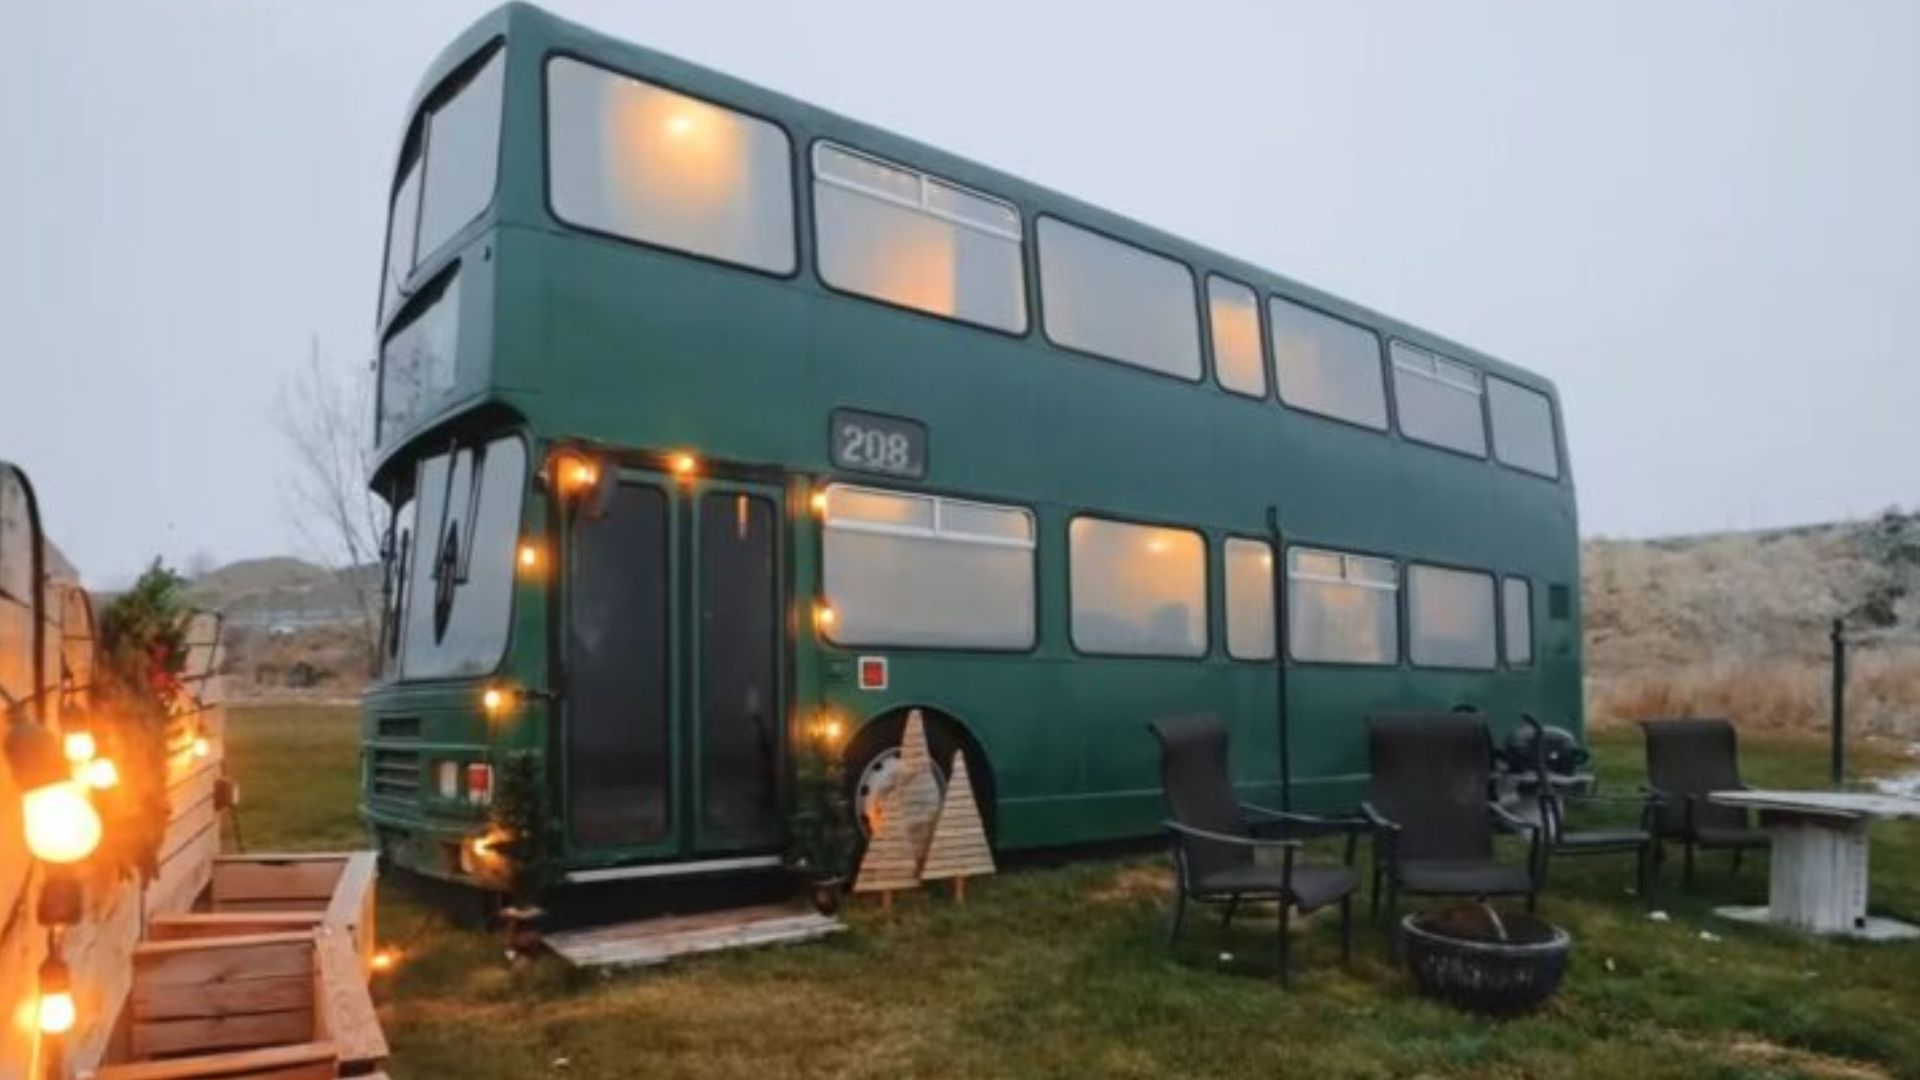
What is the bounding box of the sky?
[2,1,1915,586]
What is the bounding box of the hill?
[1584,510,1920,739]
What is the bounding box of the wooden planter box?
[86,929,386,1079]
[148,854,378,974]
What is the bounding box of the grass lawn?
[227,705,1920,1079]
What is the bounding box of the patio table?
[1709,790,1920,941]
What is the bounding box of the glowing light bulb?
[370,949,399,974]
[813,601,837,633]
[191,735,211,759]
[517,542,541,571]
[23,780,103,864]
[84,757,118,791]
[550,452,600,497]
[810,490,829,516]
[481,687,511,718]
[37,988,75,1037]
[671,453,697,479]
[62,731,95,764]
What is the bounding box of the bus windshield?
[378,435,526,682]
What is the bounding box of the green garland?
[786,728,855,881]
[87,561,190,891]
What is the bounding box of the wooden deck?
[544,902,845,970]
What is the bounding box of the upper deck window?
[813,143,1026,333]
[1207,276,1266,398]
[382,46,505,320]
[1487,377,1561,479]
[546,57,795,274]
[1391,342,1487,456]
[1037,219,1201,380]
[1269,297,1388,430]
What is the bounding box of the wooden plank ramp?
[543,902,844,970]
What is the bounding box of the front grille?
[378,716,422,739]
[371,747,422,799]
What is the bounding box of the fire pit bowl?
[1399,905,1571,1016]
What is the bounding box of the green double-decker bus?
[360,3,1581,891]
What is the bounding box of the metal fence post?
[1830,618,1847,788]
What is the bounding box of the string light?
[813,601,838,634]
[671,452,697,480]
[549,451,600,498]
[62,731,95,765]
[517,542,541,572]
[370,949,400,974]
[191,735,212,759]
[36,959,74,1036]
[83,757,118,791]
[481,686,514,720]
[810,490,829,516]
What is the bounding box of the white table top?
[1711,789,1920,821]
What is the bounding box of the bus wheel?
[843,713,964,840]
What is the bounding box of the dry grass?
[1588,649,1920,739]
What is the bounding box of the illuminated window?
[1269,297,1387,429]
[1488,377,1560,479]
[1391,342,1486,456]
[1070,518,1206,657]
[1287,547,1398,665]
[1038,218,1201,380]
[1503,577,1533,667]
[1408,564,1497,670]
[546,57,795,273]
[1224,538,1275,661]
[1208,276,1266,398]
[813,143,1026,333]
[822,485,1034,649]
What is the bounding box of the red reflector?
[857,656,888,691]
[466,764,494,805]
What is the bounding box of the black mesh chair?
[1522,717,1656,904]
[1149,716,1364,985]
[1362,715,1542,922]
[1641,718,1769,889]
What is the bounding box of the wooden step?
[543,902,844,970]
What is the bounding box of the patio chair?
[1149,716,1364,985]
[1641,718,1769,889]
[1362,714,1542,922]
[1520,716,1656,904]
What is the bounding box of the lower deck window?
[1070,518,1206,657]
[1287,547,1397,664]
[1223,537,1275,660]
[1408,564,1497,669]
[1503,576,1534,667]
[822,485,1034,649]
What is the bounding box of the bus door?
[563,468,785,862]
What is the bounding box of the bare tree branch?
[275,337,384,666]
